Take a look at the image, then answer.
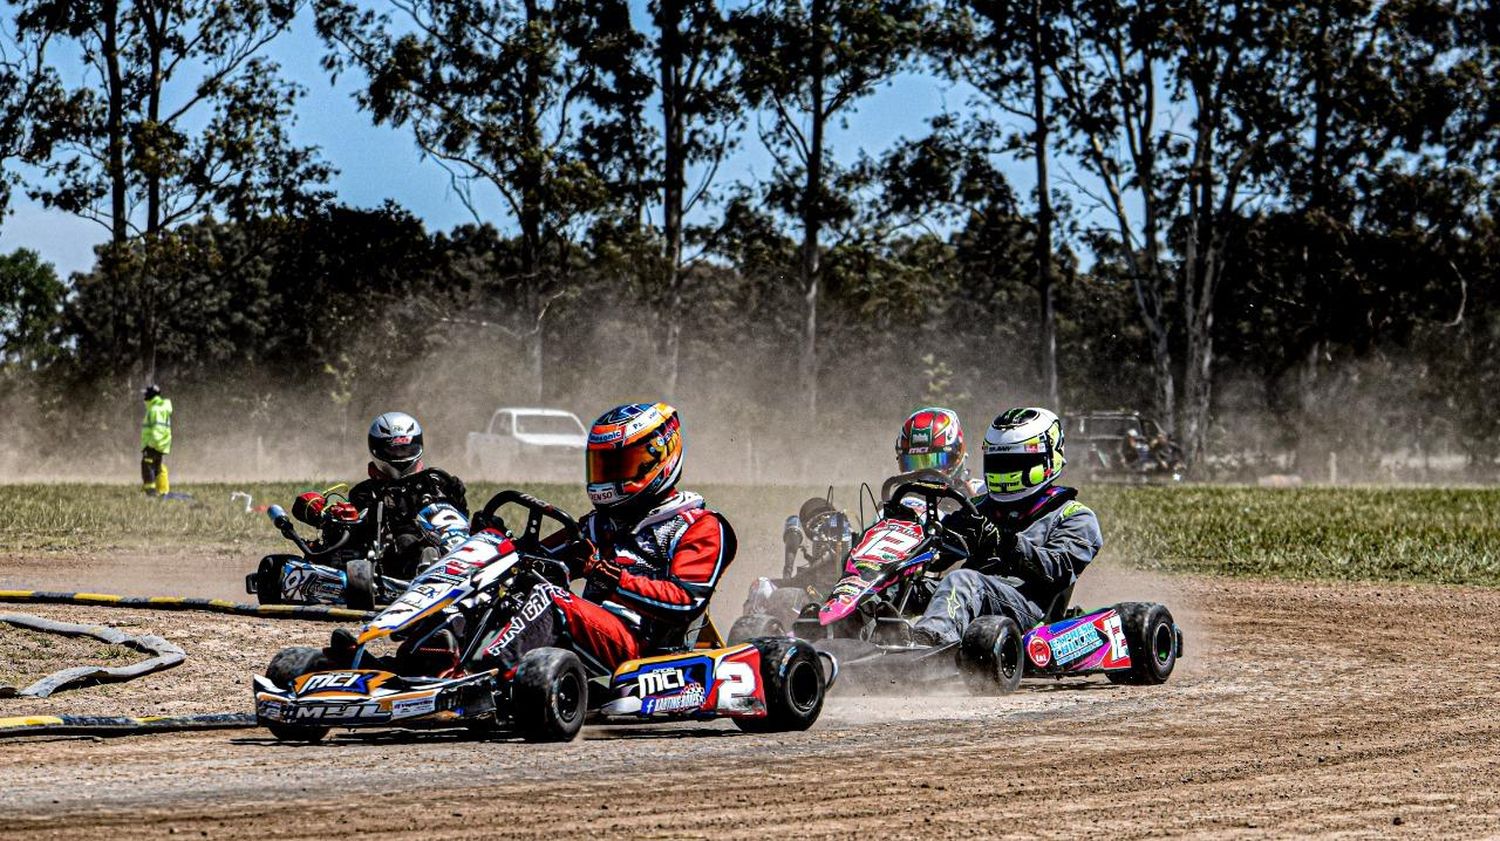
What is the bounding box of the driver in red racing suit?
[476,402,736,674]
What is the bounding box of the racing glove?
[941,509,1015,573]
[583,550,623,593]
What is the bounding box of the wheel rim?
[555,671,583,724]
[998,632,1022,681]
[786,657,821,715]
[1151,622,1174,667]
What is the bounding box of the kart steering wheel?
[477,490,583,555]
[880,468,953,502]
[886,479,980,525]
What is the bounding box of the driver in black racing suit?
[911,407,1103,645]
[295,412,468,580]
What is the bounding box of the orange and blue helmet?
[586,402,684,511]
[896,407,967,479]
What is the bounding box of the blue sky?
[0,5,1034,278]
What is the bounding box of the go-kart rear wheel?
[264,646,335,743]
[958,616,1024,695]
[735,638,825,733]
[252,555,290,605]
[728,613,786,644]
[344,559,376,611]
[512,647,587,742]
[1107,602,1178,685]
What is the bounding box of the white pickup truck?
[465,407,588,479]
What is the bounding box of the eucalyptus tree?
[730,0,928,417]
[316,0,651,398]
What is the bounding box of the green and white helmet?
[982,407,1066,503]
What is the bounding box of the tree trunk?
[800,0,827,421]
[1030,7,1058,410]
[101,0,135,376]
[518,0,545,281]
[142,2,166,383]
[658,0,685,398]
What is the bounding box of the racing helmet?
[896,407,967,480]
[368,411,425,478]
[586,402,683,512]
[982,407,1065,503]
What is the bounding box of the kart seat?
[647,611,725,656]
[1042,585,1075,624]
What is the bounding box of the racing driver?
[911,407,1103,645]
[477,402,737,673]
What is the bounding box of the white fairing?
[362,530,518,640]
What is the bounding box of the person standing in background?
[141,384,172,496]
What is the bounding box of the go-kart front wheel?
[264,646,336,743]
[958,616,1024,695]
[344,559,376,611]
[735,638,825,733]
[512,647,587,742]
[1107,602,1178,685]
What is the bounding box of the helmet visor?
[587,445,657,487]
[374,436,422,465]
[899,450,956,474]
[983,451,1051,494]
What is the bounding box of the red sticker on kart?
[1028,635,1052,668]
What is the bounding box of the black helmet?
[143,383,161,400]
[368,411,424,478]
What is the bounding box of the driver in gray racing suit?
[912,407,1103,645]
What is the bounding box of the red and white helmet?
[895,407,967,481]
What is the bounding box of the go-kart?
[735,492,854,640]
[731,469,972,644]
[245,486,469,610]
[253,491,834,743]
[785,478,1184,693]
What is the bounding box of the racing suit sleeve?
[1009,506,1104,589]
[432,469,468,515]
[612,512,736,623]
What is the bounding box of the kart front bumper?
[253,670,499,729]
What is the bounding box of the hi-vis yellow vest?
[141,396,172,453]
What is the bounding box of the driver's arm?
[437,471,469,515]
[613,512,734,623]
[1009,506,1104,587]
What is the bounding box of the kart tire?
[767,586,811,628]
[512,647,587,742]
[345,559,376,611]
[735,638,824,733]
[1107,602,1177,685]
[264,646,335,743]
[728,613,785,645]
[958,615,1024,695]
[253,555,288,606]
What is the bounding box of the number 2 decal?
[715,660,756,711]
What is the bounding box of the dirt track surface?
[2,563,1498,838]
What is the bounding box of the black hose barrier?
[0,589,374,622]
[0,613,186,698]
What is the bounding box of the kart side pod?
[601,639,835,733]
